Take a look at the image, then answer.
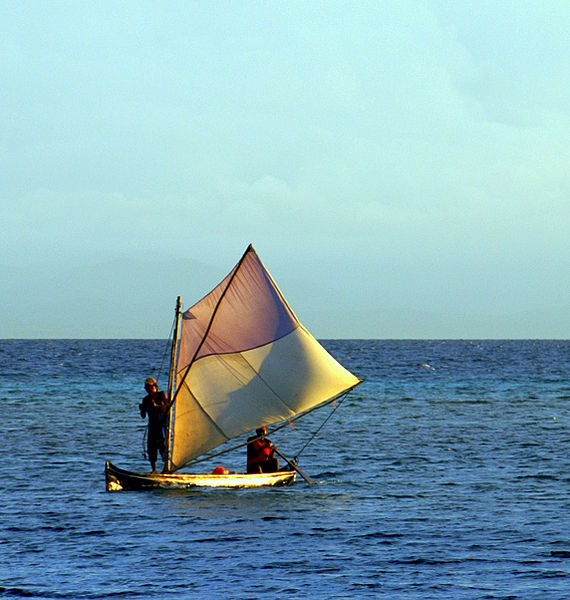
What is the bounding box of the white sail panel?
[170,325,360,469]
[168,387,227,472]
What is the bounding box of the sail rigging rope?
[156,317,177,385]
[292,389,351,460]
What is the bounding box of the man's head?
[144,377,157,392]
[256,425,267,437]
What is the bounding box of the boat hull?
[105,461,296,491]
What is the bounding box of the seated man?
[247,426,279,474]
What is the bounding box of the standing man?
[139,377,167,473]
[247,426,279,473]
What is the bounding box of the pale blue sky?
[1,1,568,338]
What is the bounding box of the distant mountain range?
[2,259,568,339]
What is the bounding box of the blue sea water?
[1,339,568,599]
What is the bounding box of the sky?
[1,0,568,339]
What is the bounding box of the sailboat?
[105,245,361,491]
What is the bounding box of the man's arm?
[156,391,168,412]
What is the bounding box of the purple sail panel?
[176,267,235,371]
[177,247,299,370]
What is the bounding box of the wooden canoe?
[105,461,296,491]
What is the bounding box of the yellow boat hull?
[105,461,296,491]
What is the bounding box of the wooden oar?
[273,447,314,486]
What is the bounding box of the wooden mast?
[165,296,182,473]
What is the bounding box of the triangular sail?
[169,245,361,472]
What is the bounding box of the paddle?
[273,447,315,486]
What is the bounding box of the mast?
[165,296,181,473]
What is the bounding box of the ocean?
[1,339,568,599]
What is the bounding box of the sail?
[169,245,361,471]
